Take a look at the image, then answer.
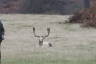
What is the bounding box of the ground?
[1,14,96,64]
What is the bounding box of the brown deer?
[33,27,52,47]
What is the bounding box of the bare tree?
[0,20,5,64]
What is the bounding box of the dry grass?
[0,14,96,64]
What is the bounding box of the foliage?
[68,6,96,28]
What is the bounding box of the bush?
[68,6,96,28]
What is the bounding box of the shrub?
[68,6,96,28]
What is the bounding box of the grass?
[1,14,96,64]
[2,58,96,64]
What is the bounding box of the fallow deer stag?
[33,27,52,47]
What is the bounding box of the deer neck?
[39,37,44,46]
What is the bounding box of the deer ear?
[33,27,35,31]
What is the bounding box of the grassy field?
[0,14,96,64]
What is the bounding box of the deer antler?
[33,27,50,38]
[33,27,35,32]
[33,27,40,37]
[44,27,50,37]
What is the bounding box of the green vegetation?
[2,58,96,64]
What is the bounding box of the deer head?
[33,27,50,46]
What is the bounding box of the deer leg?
[48,43,52,47]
